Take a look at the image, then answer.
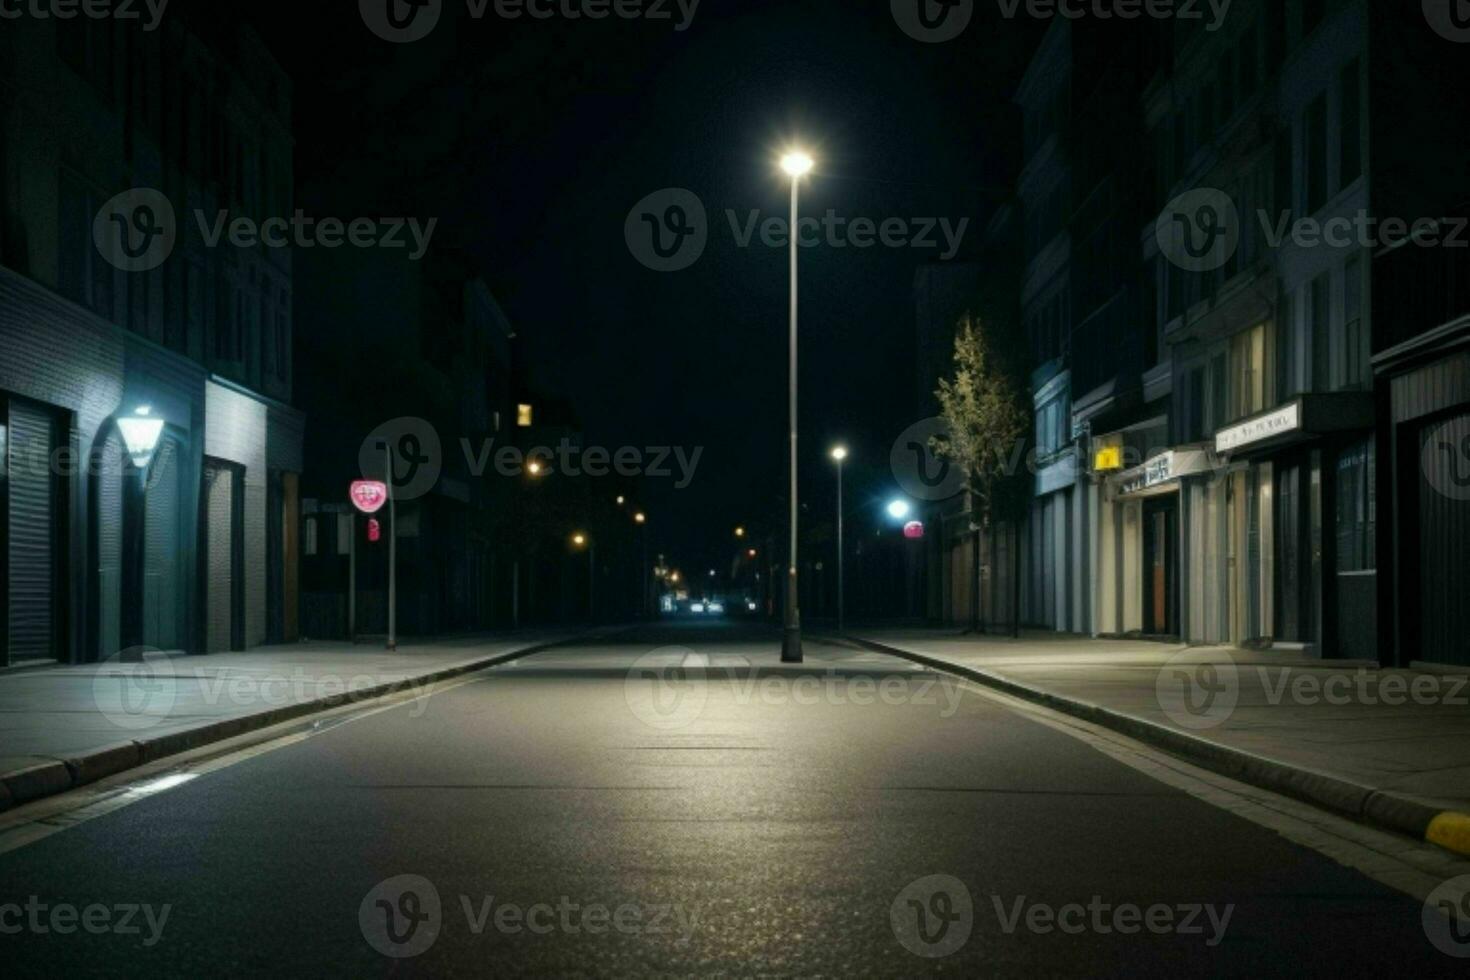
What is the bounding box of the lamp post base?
[781,621,803,663]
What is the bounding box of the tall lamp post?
[572,533,594,621]
[830,445,848,634]
[634,510,648,618]
[780,149,813,663]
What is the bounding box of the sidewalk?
[0,631,577,810]
[847,628,1470,857]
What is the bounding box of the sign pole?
[349,512,357,643]
[386,443,397,651]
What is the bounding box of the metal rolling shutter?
[1419,413,1470,666]
[9,402,55,662]
[205,463,233,653]
[96,432,123,659]
[145,439,182,652]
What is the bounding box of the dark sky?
[245,0,1041,569]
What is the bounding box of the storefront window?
[1335,437,1375,572]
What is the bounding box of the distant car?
[690,602,706,613]
[707,600,725,614]
[746,600,759,612]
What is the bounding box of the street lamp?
[780,147,814,663]
[734,526,746,538]
[887,498,912,521]
[830,445,848,634]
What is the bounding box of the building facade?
[0,12,302,664]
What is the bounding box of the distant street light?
[831,445,848,633]
[781,147,814,663]
[528,459,546,477]
[734,526,746,538]
[887,499,912,521]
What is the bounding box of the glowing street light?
[780,151,814,177]
[886,499,912,521]
[634,511,647,525]
[734,526,746,538]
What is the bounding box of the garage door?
[9,401,58,662]
[1419,412,1470,666]
[205,462,235,653]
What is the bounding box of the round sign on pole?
[350,480,389,515]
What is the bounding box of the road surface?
[1,620,1463,975]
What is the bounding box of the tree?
[931,314,1030,636]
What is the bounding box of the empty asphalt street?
[1,621,1464,976]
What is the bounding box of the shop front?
[1097,447,1210,639]
[1211,395,1375,656]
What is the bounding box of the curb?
[0,635,578,813]
[844,634,1470,860]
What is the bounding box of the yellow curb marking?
[1426,811,1470,858]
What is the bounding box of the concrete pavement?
[0,631,581,809]
[846,629,1470,856]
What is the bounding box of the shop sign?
[1215,402,1301,453]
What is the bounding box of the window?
[1210,352,1227,431]
[1335,438,1375,572]
[517,404,534,427]
[1229,323,1268,421]
[1305,95,1328,214]
[59,173,114,320]
[1342,254,1365,390]
[1278,288,1299,398]
[1340,59,1362,189]
[1035,392,1071,459]
[1310,273,1331,392]
[304,517,319,557]
[1182,366,1206,443]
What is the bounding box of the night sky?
[245,0,1042,568]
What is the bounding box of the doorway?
[1142,495,1178,636]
